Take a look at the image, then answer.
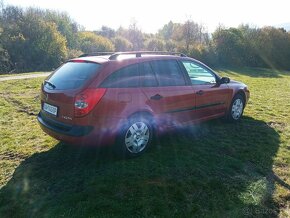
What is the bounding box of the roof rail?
[108,51,187,60]
[79,51,187,59]
[79,52,115,58]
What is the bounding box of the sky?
[3,0,290,33]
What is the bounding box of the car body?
[38,51,250,157]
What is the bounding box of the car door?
[140,60,196,127]
[180,60,231,121]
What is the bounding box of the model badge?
[62,116,72,120]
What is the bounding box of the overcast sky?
[4,0,290,33]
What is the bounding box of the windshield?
[45,62,101,90]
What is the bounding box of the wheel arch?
[236,90,247,107]
[128,110,156,126]
[115,110,156,158]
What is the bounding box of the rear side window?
[45,62,101,90]
[151,60,186,86]
[140,62,158,87]
[101,64,139,88]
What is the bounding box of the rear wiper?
[44,80,56,89]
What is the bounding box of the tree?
[164,40,177,52]
[212,27,247,66]
[183,20,209,52]
[117,20,144,50]
[78,31,114,53]
[0,24,11,72]
[66,49,83,59]
[128,20,144,50]
[145,38,165,51]
[32,21,67,70]
[116,24,144,50]
[158,21,174,40]
[0,5,67,71]
[2,2,290,72]
[211,25,290,69]
[43,9,79,49]
[158,20,209,54]
[95,26,116,39]
[183,20,199,51]
[113,36,133,51]
[256,27,290,69]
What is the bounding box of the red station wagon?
[38,51,250,157]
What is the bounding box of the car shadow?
[0,116,284,217]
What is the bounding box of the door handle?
[196,90,204,95]
[150,94,163,100]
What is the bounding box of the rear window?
[45,62,101,90]
[150,60,186,86]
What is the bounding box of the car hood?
[229,80,247,86]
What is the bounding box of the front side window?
[101,64,139,88]
[151,60,186,86]
[182,61,216,85]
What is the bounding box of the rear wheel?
[115,115,153,158]
[227,94,245,122]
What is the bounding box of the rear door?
[180,60,230,121]
[140,60,196,127]
[98,63,145,118]
[41,61,102,124]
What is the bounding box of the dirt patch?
[267,121,287,131]
[3,95,38,116]
[0,151,29,161]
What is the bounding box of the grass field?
[0,68,289,217]
[0,72,49,78]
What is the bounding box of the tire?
[227,94,245,122]
[115,115,154,158]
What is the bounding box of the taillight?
[74,88,106,117]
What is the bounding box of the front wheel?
[115,116,153,158]
[227,94,245,122]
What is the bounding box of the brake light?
[74,88,106,117]
[71,60,85,63]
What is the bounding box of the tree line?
[1,3,290,73]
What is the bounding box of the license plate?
[43,102,58,116]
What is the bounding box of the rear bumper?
[37,112,118,146]
[37,112,93,137]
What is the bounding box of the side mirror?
[219,77,230,84]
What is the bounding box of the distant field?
[0,68,289,217]
[0,72,50,77]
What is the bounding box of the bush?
[113,36,133,51]
[78,32,114,53]
[0,45,11,73]
[66,49,83,59]
[145,38,165,51]
[0,6,67,72]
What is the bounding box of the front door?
[140,60,196,127]
[180,60,230,121]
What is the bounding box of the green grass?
[0,68,289,217]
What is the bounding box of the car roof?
[70,51,187,64]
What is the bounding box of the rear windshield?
[45,62,101,90]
